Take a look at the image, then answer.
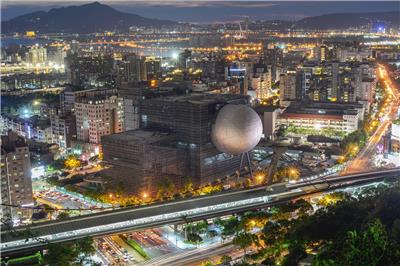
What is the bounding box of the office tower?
[1,131,33,224]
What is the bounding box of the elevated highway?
[1,168,400,256]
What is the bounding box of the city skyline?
[2,1,398,22]
[1,1,400,265]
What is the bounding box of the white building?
[25,44,47,65]
[278,108,359,136]
[337,47,372,62]
[75,95,124,144]
[252,71,271,100]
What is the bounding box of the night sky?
[2,1,398,23]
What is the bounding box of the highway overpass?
[2,168,400,256]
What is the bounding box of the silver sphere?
[211,104,263,155]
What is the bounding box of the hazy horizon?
[2,1,398,23]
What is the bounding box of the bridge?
[1,168,400,256]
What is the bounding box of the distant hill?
[292,11,399,30]
[3,3,398,34]
[1,2,177,34]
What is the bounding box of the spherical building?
[211,104,263,155]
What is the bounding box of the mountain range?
[2,2,399,34]
[1,2,176,34]
[292,11,399,30]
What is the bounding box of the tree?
[219,216,242,236]
[317,192,349,207]
[115,181,125,197]
[156,177,175,199]
[293,199,313,218]
[64,155,81,169]
[43,236,96,265]
[220,255,232,264]
[182,176,194,194]
[187,232,203,244]
[57,212,70,220]
[195,220,209,234]
[274,166,300,182]
[75,236,96,264]
[244,178,252,188]
[44,242,78,265]
[341,220,388,266]
[282,241,307,266]
[233,232,258,255]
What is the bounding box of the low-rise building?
[277,102,362,137]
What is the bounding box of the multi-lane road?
[345,64,399,173]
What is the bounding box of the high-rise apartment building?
[75,90,124,144]
[1,131,33,224]
[65,52,114,87]
[252,63,272,100]
[50,114,76,149]
[145,57,161,79]
[313,44,329,62]
[279,71,297,106]
[178,49,192,69]
[26,45,47,65]
[263,45,283,81]
[116,54,148,85]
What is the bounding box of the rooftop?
[102,129,174,145]
[1,131,28,153]
[282,102,360,117]
[148,92,247,105]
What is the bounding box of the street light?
[254,172,265,183]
